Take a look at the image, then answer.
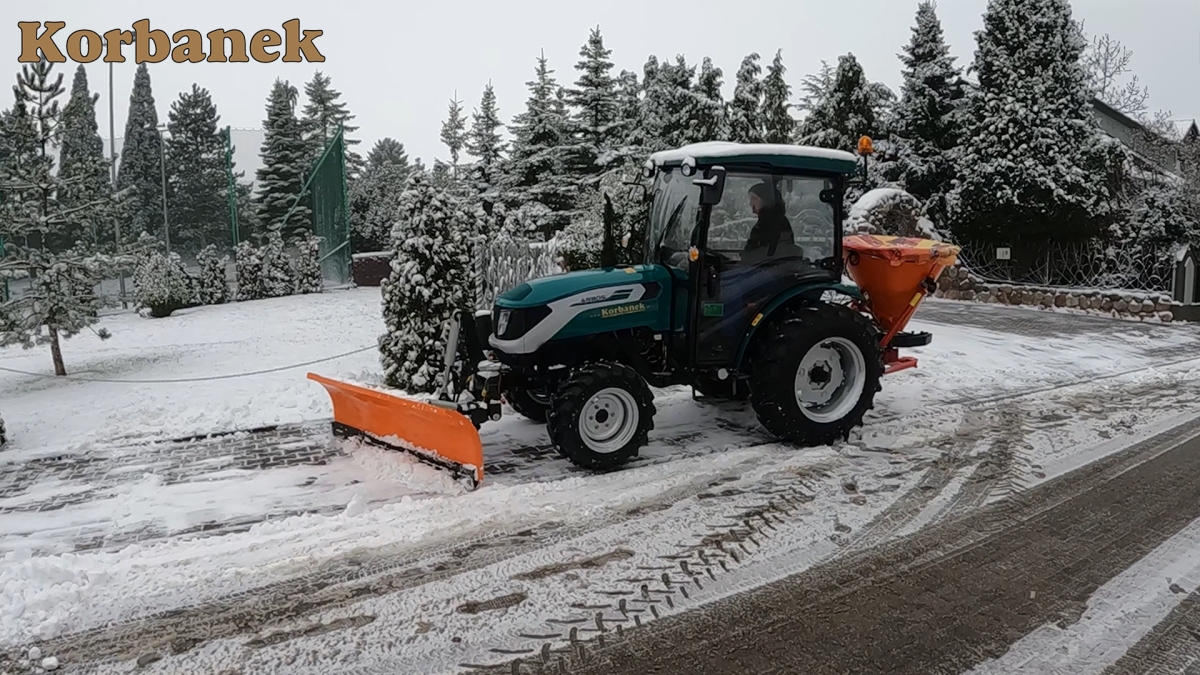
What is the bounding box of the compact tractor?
[309,140,959,488]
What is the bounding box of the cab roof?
[647,141,859,175]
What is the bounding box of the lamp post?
[154,123,171,254]
[109,60,127,308]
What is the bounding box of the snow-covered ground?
[3,287,1200,669]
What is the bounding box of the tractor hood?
[494,264,671,309]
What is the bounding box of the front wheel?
[547,362,656,471]
[749,303,883,446]
[502,372,552,423]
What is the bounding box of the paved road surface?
[566,416,1200,675]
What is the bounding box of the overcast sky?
[5,0,1200,172]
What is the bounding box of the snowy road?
[2,289,1200,673]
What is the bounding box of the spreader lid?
[844,234,960,264]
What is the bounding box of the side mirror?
[694,166,726,206]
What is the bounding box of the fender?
[733,281,864,369]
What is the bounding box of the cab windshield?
[647,166,837,267]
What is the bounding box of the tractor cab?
[641,142,861,374]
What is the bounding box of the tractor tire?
[502,372,552,423]
[748,303,883,446]
[547,362,656,471]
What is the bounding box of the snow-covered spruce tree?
[693,57,728,143]
[291,231,324,294]
[797,53,878,153]
[507,52,576,237]
[439,94,467,181]
[57,65,111,251]
[301,71,363,177]
[797,60,834,118]
[133,249,195,317]
[116,64,163,242]
[165,84,229,253]
[612,69,647,157]
[466,82,507,205]
[949,0,1114,248]
[195,244,229,305]
[564,27,621,183]
[234,239,265,301]
[890,1,969,224]
[378,172,475,392]
[728,53,764,144]
[0,59,130,376]
[259,229,294,298]
[760,50,794,144]
[642,55,700,151]
[349,138,414,252]
[255,78,312,241]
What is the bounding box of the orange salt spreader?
[842,234,960,374]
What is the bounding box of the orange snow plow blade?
[307,373,484,489]
[843,234,960,344]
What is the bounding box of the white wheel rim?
[580,387,640,454]
[794,337,867,423]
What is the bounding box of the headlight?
[496,309,511,337]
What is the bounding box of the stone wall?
[934,265,1185,322]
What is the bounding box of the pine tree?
[642,55,699,151]
[301,71,363,177]
[165,84,228,253]
[891,1,969,221]
[728,53,764,144]
[0,59,125,376]
[797,61,835,116]
[349,137,414,252]
[57,65,111,251]
[507,52,576,236]
[367,137,410,170]
[693,57,728,143]
[440,94,467,179]
[760,50,794,144]
[613,69,646,153]
[466,82,507,202]
[116,64,164,242]
[254,78,312,240]
[565,27,620,180]
[378,172,476,392]
[949,0,1113,248]
[797,53,877,152]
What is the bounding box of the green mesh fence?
[306,126,351,286]
[273,125,351,286]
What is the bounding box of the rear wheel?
[749,303,883,445]
[547,362,655,471]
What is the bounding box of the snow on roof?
[1173,119,1199,141]
[648,142,858,168]
[1174,242,1190,262]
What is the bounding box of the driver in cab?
[743,182,794,261]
